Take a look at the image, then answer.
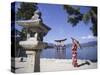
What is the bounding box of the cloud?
[81,35,96,40]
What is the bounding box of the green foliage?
[16,2,38,20]
[64,5,97,36]
[16,2,39,40]
[64,5,83,26]
[83,13,90,24]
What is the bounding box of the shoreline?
[12,58,97,73]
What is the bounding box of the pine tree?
[64,5,97,36]
[16,2,38,20]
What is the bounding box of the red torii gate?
[54,38,67,59]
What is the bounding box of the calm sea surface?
[40,46,97,61]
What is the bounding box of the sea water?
[40,46,97,62]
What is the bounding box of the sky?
[15,2,97,44]
[37,3,96,44]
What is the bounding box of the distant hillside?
[46,43,55,48]
[81,41,97,47]
[66,41,97,48]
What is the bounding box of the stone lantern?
[16,10,51,72]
